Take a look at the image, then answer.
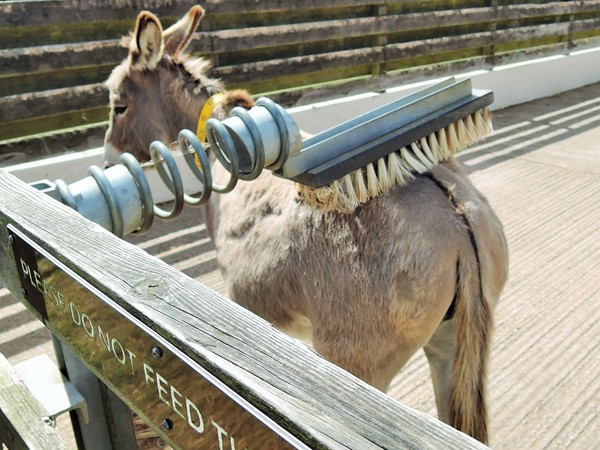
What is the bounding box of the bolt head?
[152,346,163,359]
[162,418,173,431]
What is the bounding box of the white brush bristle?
[354,169,369,204]
[420,137,437,164]
[377,157,392,191]
[366,163,381,197]
[447,122,460,154]
[297,107,492,213]
[388,152,413,186]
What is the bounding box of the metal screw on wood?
[151,346,163,359]
[162,418,173,431]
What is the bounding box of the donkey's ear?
[129,11,164,70]
[163,5,205,58]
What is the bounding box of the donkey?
[103,6,508,443]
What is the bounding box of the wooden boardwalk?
[1,83,599,448]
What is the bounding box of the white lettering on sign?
[186,397,205,433]
[68,301,137,375]
[20,259,44,294]
[212,419,250,450]
[20,258,67,312]
[143,362,205,433]
[96,325,137,373]
[17,256,256,448]
[170,385,185,420]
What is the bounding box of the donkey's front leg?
[423,318,457,425]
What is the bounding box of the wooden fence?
[0,167,492,449]
[1,0,599,163]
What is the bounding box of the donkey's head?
[103,6,253,164]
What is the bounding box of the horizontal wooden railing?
[0,167,491,449]
[1,0,599,163]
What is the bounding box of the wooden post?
[0,168,489,449]
[0,353,68,450]
[371,4,388,77]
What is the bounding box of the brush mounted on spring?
[46,77,493,238]
[204,77,493,212]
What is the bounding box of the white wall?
[290,46,600,133]
[6,46,600,196]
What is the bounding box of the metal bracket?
[15,354,89,424]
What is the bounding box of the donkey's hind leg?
[312,318,433,393]
[314,338,417,392]
[423,318,457,425]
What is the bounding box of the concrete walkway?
[1,82,598,449]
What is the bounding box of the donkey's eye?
[114,105,127,115]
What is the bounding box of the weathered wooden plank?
[0,63,114,97]
[0,18,137,50]
[496,1,600,21]
[495,23,571,45]
[385,31,492,61]
[0,168,489,449]
[0,123,107,166]
[174,0,387,15]
[3,0,599,31]
[213,47,382,83]
[571,17,600,34]
[203,8,497,53]
[0,40,125,77]
[170,0,600,17]
[0,1,193,28]
[0,353,68,450]
[0,105,108,141]
[0,84,106,122]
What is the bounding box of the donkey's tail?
[449,250,493,444]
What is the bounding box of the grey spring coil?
[52,98,302,238]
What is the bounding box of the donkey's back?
[208,157,507,401]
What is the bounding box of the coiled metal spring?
[52,98,302,238]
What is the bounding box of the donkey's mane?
[119,32,214,79]
[106,50,222,106]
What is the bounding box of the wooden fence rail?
[1,0,599,163]
[0,167,491,449]
[0,353,68,450]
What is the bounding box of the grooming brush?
[204,77,493,213]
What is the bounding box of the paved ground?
[389,82,600,449]
[1,82,599,448]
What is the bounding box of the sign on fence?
[8,224,304,450]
